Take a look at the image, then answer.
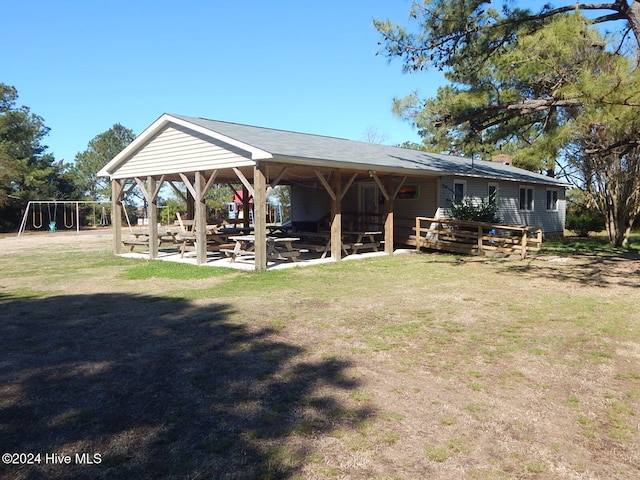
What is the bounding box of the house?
[98,113,568,270]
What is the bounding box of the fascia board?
[270,155,568,187]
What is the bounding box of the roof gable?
[98,114,270,178]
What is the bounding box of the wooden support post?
[148,176,158,259]
[195,172,207,265]
[112,179,124,255]
[330,171,342,260]
[384,176,394,255]
[521,229,528,260]
[477,224,484,256]
[415,217,421,252]
[253,165,267,271]
[242,185,251,229]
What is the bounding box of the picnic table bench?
[122,230,179,251]
[223,235,302,263]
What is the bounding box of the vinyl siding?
[114,124,255,178]
[393,178,438,241]
[291,185,331,223]
[290,177,439,236]
[438,176,565,235]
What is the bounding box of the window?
[488,183,499,205]
[519,186,534,211]
[453,180,466,203]
[546,189,558,211]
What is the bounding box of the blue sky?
[2,0,446,164]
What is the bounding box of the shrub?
[450,194,501,223]
[566,208,605,236]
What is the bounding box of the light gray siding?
[437,176,565,235]
[291,185,330,224]
[114,124,254,178]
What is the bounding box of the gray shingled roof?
[171,114,568,186]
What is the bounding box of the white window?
[488,183,499,205]
[519,186,534,211]
[546,189,558,211]
[453,180,466,203]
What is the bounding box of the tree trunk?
[604,193,634,247]
[626,1,640,57]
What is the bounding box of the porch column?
[195,172,208,265]
[111,179,124,255]
[331,171,342,260]
[383,175,394,255]
[147,176,158,259]
[242,185,251,229]
[253,164,267,271]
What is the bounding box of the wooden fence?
[413,217,543,259]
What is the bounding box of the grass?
[542,231,640,258]
[0,233,639,479]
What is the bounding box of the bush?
[450,195,501,223]
[566,208,605,236]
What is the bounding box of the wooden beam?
[112,179,124,255]
[194,172,207,265]
[254,165,267,271]
[392,176,408,199]
[200,171,218,202]
[134,177,150,203]
[167,181,188,202]
[121,181,137,201]
[179,173,197,200]
[314,170,336,201]
[383,175,394,255]
[148,176,158,259]
[266,166,288,197]
[340,172,358,201]
[330,171,342,260]
[151,175,165,202]
[233,167,254,197]
[372,174,390,202]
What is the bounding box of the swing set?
[17,201,110,237]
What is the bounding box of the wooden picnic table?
[122,229,179,251]
[223,235,301,263]
[342,230,382,254]
[293,230,382,258]
[296,231,337,259]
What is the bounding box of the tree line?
[0,83,135,231]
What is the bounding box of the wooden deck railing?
[414,217,542,259]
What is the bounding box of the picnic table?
[122,229,179,251]
[294,230,382,258]
[223,235,301,263]
[342,230,382,254]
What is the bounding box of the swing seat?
[49,221,57,232]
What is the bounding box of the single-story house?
[98,113,568,270]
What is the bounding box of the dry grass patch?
[1,232,639,478]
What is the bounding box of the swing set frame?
[17,201,110,237]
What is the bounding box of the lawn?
[1,232,639,479]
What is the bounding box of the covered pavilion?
[98,113,567,270]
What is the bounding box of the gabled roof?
[99,113,568,186]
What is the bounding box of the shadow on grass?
[542,236,640,260]
[496,256,640,288]
[0,294,370,479]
